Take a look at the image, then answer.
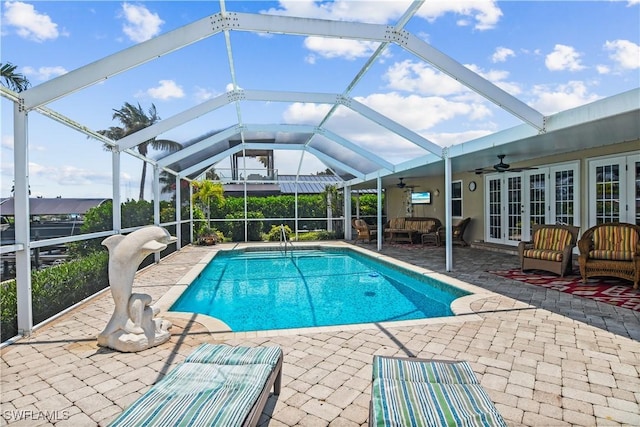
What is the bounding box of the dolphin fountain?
[98,226,175,352]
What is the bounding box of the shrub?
[225,211,264,241]
[266,224,292,241]
[1,251,109,342]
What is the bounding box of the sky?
[1,0,639,200]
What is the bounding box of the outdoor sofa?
[369,355,507,426]
[578,222,640,289]
[109,344,283,427]
[384,217,441,244]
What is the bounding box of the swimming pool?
[169,247,469,332]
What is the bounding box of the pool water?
[170,248,468,332]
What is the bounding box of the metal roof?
[0,198,108,216]
[4,1,639,191]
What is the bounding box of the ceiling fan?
[472,155,537,174]
[397,177,419,189]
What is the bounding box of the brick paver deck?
[2,242,639,426]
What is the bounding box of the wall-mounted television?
[411,191,431,205]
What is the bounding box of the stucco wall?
[384,140,639,244]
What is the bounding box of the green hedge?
[1,251,109,342]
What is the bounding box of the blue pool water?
[170,248,468,332]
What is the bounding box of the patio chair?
[578,222,640,289]
[109,344,283,427]
[369,355,507,427]
[353,218,377,243]
[518,223,580,277]
[437,217,471,246]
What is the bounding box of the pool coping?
[156,241,517,339]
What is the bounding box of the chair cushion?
[588,250,635,261]
[110,345,282,427]
[523,249,563,262]
[533,227,571,252]
[373,357,478,384]
[593,225,639,253]
[371,357,506,427]
[388,218,406,229]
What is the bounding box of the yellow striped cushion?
[523,249,563,262]
[533,227,571,251]
[589,250,635,261]
[593,225,639,253]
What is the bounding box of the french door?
[588,153,640,226]
[485,162,580,245]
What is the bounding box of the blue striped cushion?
[109,345,282,427]
[373,357,479,384]
[371,357,507,427]
[185,344,281,367]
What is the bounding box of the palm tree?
[191,179,224,222]
[97,102,182,200]
[1,62,30,92]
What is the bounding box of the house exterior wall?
[385,139,640,245]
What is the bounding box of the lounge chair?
[369,355,507,427]
[437,217,471,247]
[109,344,283,427]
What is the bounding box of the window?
[452,180,462,217]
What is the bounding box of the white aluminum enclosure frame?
[3,1,637,339]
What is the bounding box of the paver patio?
[1,243,639,426]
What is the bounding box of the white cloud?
[545,44,585,72]
[261,0,410,24]
[604,39,640,70]
[417,1,503,30]
[491,47,515,63]
[22,65,67,81]
[384,60,467,96]
[530,81,600,115]
[120,3,163,43]
[303,37,380,60]
[194,86,218,103]
[144,80,184,100]
[2,134,13,150]
[2,1,59,42]
[596,64,611,75]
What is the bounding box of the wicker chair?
[518,224,580,277]
[353,219,377,243]
[578,222,640,289]
[437,217,471,246]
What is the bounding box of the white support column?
[444,149,453,271]
[377,176,383,251]
[175,175,182,250]
[326,191,333,232]
[153,165,160,263]
[344,185,352,240]
[189,182,194,244]
[112,149,121,234]
[14,103,32,336]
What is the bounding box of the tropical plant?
[191,179,224,221]
[97,102,182,200]
[0,62,30,92]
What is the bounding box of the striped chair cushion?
[533,227,571,252]
[109,345,282,427]
[371,357,507,427]
[588,250,635,261]
[523,249,563,262]
[185,344,281,367]
[593,225,639,253]
[373,356,478,384]
[371,379,508,427]
[389,218,406,229]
